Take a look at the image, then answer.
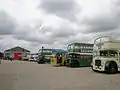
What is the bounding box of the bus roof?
[68,52,93,55]
[53,49,68,53]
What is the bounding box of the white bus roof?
[68,52,93,55]
[94,36,120,50]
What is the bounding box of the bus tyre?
[106,62,118,74]
[69,62,74,67]
[37,60,45,64]
[37,62,41,64]
[71,60,79,68]
[41,61,45,64]
[74,60,79,67]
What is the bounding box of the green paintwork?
[67,53,92,67]
[68,49,80,52]
[40,52,52,55]
[68,58,92,67]
[78,59,92,67]
[38,52,52,64]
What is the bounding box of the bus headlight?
[101,62,105,67]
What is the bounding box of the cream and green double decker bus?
[92,36,120,74]
[67,43,93,67]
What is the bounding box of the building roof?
[53,49,68,53]
[4,46,30,52]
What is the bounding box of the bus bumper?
[92,65,105,71]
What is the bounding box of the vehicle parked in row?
[22,56,29,61]
[67,52,92,67]
[51,53,68,66]
[92,36,120,74]
[29,54,38,62]
[66,42,93,67]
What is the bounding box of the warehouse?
[4,46,30,60]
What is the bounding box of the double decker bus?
[67,43,93,67]
[92,36,120,74]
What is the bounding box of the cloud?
[12,24,56,44]
[1,0,120,53]
[0,11,16,35]
[81,14,119,34]
[0,36,2,40]
[39,0,80,21]
[51,27,77,39]
[96,29,120,39]
[79,0,120,34]
[13,22,79,45]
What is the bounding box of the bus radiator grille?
[95,60,101,66]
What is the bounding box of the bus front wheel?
[70,60,79,68]
[105,61,118,74]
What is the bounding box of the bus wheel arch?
[105,61,118,74]
[71,60,79,67]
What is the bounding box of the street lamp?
[35,23,44,55]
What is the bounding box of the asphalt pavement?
[0,60,120,90]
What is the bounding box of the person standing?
[56,53,59,64]
[59,54,62,64]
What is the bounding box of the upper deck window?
[100,50,117,57]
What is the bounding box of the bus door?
[61,54,67,65]
[51,55,57,65]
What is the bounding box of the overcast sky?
[0,0,120,53]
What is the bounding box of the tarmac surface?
[0,60,120,90]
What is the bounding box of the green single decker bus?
[38,48,68,64]
[38,49,53,63]
[67,43,93,67]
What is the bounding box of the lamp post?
[42,46,44,54]
[35,23,44,56]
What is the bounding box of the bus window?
[80,55,82,59]
[100,50,117,57]
[82,56,85,60]
[86,55,89,59]
[84,55,86,59]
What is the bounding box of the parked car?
[22,56,29,61]
[29,55,38,62]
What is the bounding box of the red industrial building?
[4,46,30,60]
